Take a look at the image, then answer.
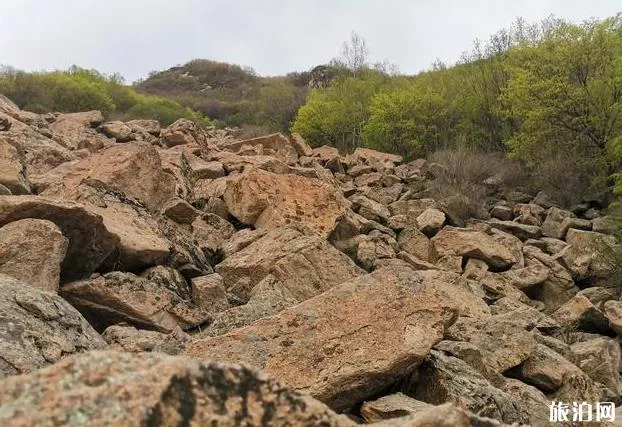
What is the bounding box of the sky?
[1,0,620,83]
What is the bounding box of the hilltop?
[135,59,312,134]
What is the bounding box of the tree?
[363,85,449,159]
[501,16,622,161]
[336,32,369,76]
[292,73,385,152]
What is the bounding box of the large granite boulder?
[0,274,106,379]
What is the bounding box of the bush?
[426,150,529,223]
[531,152,608,207]
[126,95,212,127]
[0,66,213,127]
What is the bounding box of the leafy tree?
[292,73,385,152]
[363,85,449,159]
[500,16,622,162]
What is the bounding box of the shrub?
[426,150,529,223]
[0,66,213,127]
[126,95,213,127]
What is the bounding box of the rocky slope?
[0,93,621,426]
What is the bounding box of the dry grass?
[426,150,529,223]
[532,153,603,207]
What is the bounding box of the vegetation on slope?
[293,15,622,206]
[0,66,213,126]
[135,59,310,134]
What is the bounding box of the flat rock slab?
[0,351,355,427]
[61,271,211,333]
[186,266,449,411]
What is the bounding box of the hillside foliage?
[0,66,213,126]
[293,14,622,206]
[136,59,309,134]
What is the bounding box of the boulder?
[0,138,30,194]
[215,227,363,303]
[0,351,355,426]
[487,219,542,241]
[0,219,67,292]
[161,118,210,148]
[349,194,391,222]
[416,208,445,237]
[161,198,199,224]
[500,257,549,290]
[550,295,611,334]
[500,379,550,427]
[185,156,225,179]
[508,343,592,396]
[490,204,513,221]
[360,393,431,422]
[356,233,398,270]
[467,313,537,373]
[0,196,118,281]
[312,145,339,161]
[403,350,528,424]
[371,403,513,427]
[290,133,313,156]
[223,168,346,237]
[40,141,176,211]
[219,228,268,258]
[73,181,171,272]
[99,121,133,142]
[190,274,229,314]
[61,272,212,333]
[542,207,575,239]
[603,300,622,335]
[0,274,106,379]
[571,337,621,395]
[353,147,403,164]
[489,228,525,268]
[559,229,617,281]
[140,266,191,300]
[186,266,450,411]
[398,226,436,262]
[558,216,592,238]
[48,110,108,151]
[221,133,299,164]
[2,127,76,177]
[522,246,579,313]
[126,119,161,136]
[103,324,191,355]
[432,227,515,271]
[200,274,299,337]
[354,172,382,187]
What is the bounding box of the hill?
[135,59,311,134]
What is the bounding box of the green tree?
[501,16,622,162]
[292,73,385,152]
[363,85,449,159]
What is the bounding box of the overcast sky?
[1,0,620,83]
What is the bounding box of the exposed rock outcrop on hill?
[0,99,620,426]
